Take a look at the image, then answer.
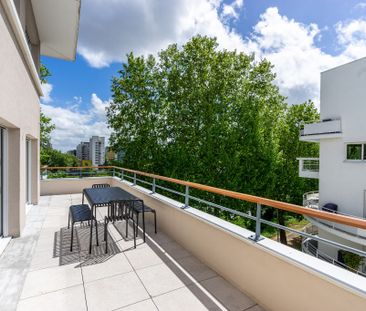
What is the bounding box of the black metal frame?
[131,203,157,237]
[82,187,146,253]
[92,183,111,189]
[104,200,136,253]
[68,204,99,252]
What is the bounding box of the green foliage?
[339,250,363,271]
[107,36,320,233]
[41,148,79,167]
[40,111,55,151]
[40,64,51,84]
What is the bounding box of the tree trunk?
[278,210,287,245]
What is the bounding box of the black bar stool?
[68,204,99,251]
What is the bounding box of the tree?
[39,65,79,167]
[40,111,55,150]
[272,101,319,244]
[40,64,51,84]
[107,36,319,236]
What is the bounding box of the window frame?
[345,142,366,161]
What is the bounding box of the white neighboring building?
[89,136,105,166]
[299,57,366,271]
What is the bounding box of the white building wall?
[0,2,40,236]
[319,57,366,220]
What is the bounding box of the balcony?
[2,167,366,310]
[300,119,342,142]
[297,158,319,179]
[303,191,366,245]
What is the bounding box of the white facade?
[89,136,105,166]
[0,0,80,238]
[300,57,366,260]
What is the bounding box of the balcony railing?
[40,166,366,266]
[300,119,342,141]
[297,158,319,178]
[303,191,366,241]
[302,238,366,277]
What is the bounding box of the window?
[346,144,362,160]
[345,143,366,161]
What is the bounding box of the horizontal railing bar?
[135,177,153,186]
[155,184,185,197]
[41,166,113,170]
[41,165,366,230]
[260,218,366,257]
[189,195,257,221]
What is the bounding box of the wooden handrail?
[41,165,366,230]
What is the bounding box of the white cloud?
[50,4,366,151]
[242,7,366,106]
[41,93,111,152]
[40,83,53,104]
[355,2,366,9]
[78,0,245,68]
[221,0,244,21]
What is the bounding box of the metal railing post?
[112,167,115,177]
[183,186,189,208]
[152,178,156,194]
[121,170,124,180]
[79,168,82,179]
[250,203,263,241]
[133,173,137,185]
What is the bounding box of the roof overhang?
[31,0,81,61]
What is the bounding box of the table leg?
[89,205,94,254]
[142,203,146,242]
[82,192,84,204]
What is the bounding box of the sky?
[40,0,366,151]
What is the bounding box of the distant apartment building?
[76,142,90,161]
[0,0,80,238]
[89,136,105,166]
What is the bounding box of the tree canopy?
[107,36,319,234]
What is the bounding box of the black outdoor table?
[82,187,145,253]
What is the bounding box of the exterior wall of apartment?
[319,58,366,220]
[0,1,40,236]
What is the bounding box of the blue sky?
[41,0,366,151]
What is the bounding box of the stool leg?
[68,211,70,229]
[104,218,108,253]
[70,222,74,252]
[133,219,136,248]
[95,218,99,246]
[154,211,157,234]
[136,212,139,237]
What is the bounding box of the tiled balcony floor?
[11,194,263,311]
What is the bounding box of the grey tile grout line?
[110,297,153,311]
[116,232,161,311]
[18,283,84,302]
[15,200,51,306]
[80,256,90,311]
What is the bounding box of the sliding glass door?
[26,139,31,204]
[0,129,3,237]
